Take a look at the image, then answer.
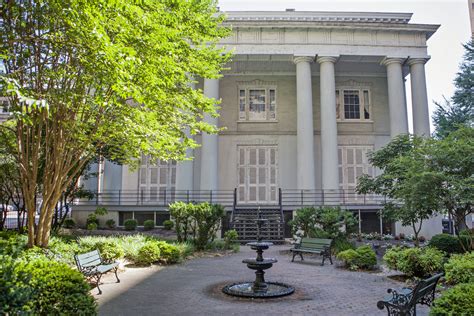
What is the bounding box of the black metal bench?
[75,249,120,294]
[290,238,333,266]
[377,273,443,316]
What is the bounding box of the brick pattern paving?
[98,245,429,316]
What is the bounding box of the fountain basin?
[243,258,277,270]
[222,282,295,298]
[247,241,273,250]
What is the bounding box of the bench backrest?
[300,238,332,250]
[75,250,102,271]
[408,273,443,305]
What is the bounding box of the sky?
[218,0,472,132]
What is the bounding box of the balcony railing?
[74,189,389,208]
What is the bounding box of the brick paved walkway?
[98,245,429,316]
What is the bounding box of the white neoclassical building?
[75,10,443,240]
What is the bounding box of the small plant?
[134,241,161,266]
[96,240,124,262]
[337,245,377,270]
[86,214,99,228]
[429,283,474,315]
[444,252,474,285]
[383,246,445,278]
[418,236,426,243]
[87,222,98,230]
[94,206,108,216]
[163,219,174,230]
[332,237,355,254]
[155,241,181,264]
[143,219,155,231]
[63,218,76,229]
[224,229,239,249]
[105,219,116,229]
[429,233,464,254]
[399,233,405,240]
[124,219,137,231]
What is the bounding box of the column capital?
[381,57,405,66]
[407,57,430,66]
[293,56,314,64]
[316,56,339,64]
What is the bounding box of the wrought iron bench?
[377,273,443,316]
[290,237,333,266]
[75,249,120,295]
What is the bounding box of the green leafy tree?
[432,40,474,139]
[357,135,442,246]
[0,0,230,247]
[428,127,473,235]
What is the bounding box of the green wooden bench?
[290,238,333,266]
[75,249,120,295]
[377,273,443,316]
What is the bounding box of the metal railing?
[74,188,389,208]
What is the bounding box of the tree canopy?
[433,40,474,139]
[0,0,231,247]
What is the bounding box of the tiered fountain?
[222,210,294,298]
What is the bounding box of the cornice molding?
[237,79,277,86]
[336,79,373,87]
[224,11,413,24]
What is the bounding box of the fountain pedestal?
[222,213,294,298]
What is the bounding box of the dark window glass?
[343,90,360,119]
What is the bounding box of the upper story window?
[336,89,371,121]
[0,98,10,114]
[238,86,276,121]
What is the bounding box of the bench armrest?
[386,288,413,306]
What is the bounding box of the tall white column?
[317,56,340,191]
[409,58,430,136]
[294,56,316,190]
[382,58,409,137]
[200,79,219,191]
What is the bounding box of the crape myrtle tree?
[0,0,231,247]
[432,40,474,139]
[357,135,443,246]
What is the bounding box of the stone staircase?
[230,208,285,243]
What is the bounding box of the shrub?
[444,252,474,285]
[337,245,377,270]
[332,237,356,254]
[143,219,155,231]
[163,219,174,230]
[105,219,116,229]
[383,246,445,278]
[429,233,464,254]
[169,201,194,242]
[224,229,239,249]
[96,240,124,262]
[192,203,225,250]
[124,219,137,231]
[430,283,474,316]
[87,222,98,230]
[86,213,99,227]
[133,241,161,266]
[1,257,97,315]
[155,241,181,264]
[63,218,76,228]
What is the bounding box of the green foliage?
[94,207,108,216]
[124,219,138,231]
[169,202,225,249]
[0,256,96,315]
[163,219,174,230]
[383,246,445,278]
[332,237,356,254]
[143,219,155,231]
[444,252,474,285]
[155,241,181,264]
[337,245,377,270]
[429,234,465,254]
[430,283,474,316]
[433,40,474,139]
[63,218,76,229]
[357,134,448,245]
[224,229,239,249]
[86,214,100,228]
[87,222,98,230]
[289,206,357,238]
[105,219,116,229]
[134,241,161,266]
[0,0,231,248]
